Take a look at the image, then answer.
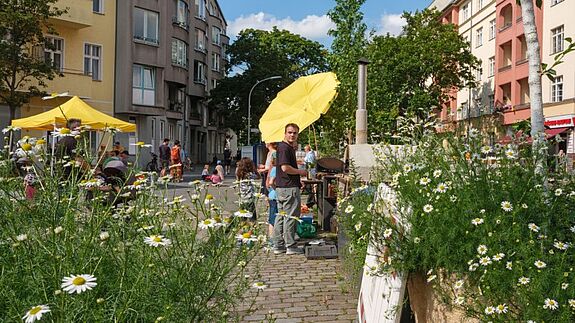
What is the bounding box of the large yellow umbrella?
[259,72,338,143]
[12,96,136,132]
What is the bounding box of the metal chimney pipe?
[356,58,369,144]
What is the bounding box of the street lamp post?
[247,75,281,145]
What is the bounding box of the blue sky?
[218,0,431,44]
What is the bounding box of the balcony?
[498,65,512,72]
[52,0,93,29]
[499,23,512,33]
[516,58,528,66]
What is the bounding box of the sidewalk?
[239,250,358,322]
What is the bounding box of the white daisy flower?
[236,232,258,244]
[449,195,458,202]
[234,210,253,218]
[198,218,216,229]
[506,261,513,270]
[500,201,513,212]
[454,296,465,305]
[144,235,171,247]
[99,232,109,241]
[423,204,434,213]
[468,263,479,271]
[189,194,199,201]
[344,205,354,214]
[480,146,492,154]
[495,304,508,314]
[22,305,50,323]
[505,149,517,159]
[454,280,464,289]
[204,194,214,205]
[521,203,528,209]
[130,141,152,148]
[479,256,492,266]
[354,222,362,231]
[433,170,442,178]
[543,298,558,310]
[534,260,547,269]
[52,127,79,137]
[383,228,392,239]
[403,164,413,173]
[53,226,63,234]
[471,218,484,226]
[16,234,28,242]
[492,253,505,261]
[571,225,575,233]
[568,299,575,309]
[252,282,267,290]
[419,177,431,186]
[518,277,530,285]
[555,188,563,196]
[61,274,97,294]
[561,283,569,290]
[477,245,488,255]
[484,306,495,315]
[413,237,421,244]
[434,183,448,193]
[554,241,569,250]
[528,223,540,232]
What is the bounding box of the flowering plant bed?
[0,128,265,322]
[341,130,575,322]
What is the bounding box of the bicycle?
[145,152,160,173]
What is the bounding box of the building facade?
[10,0,116,148]
[115,0,229,163]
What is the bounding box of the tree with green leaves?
[209,27,329,145]
[366,9,479,140]
[323,0,367,154]
[0,0,66,123]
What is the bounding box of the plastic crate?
[301,214,313,224]
[304,244,338,259]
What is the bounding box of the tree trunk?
[519,0,546,175]
[9,104,16,124]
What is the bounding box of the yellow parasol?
[11,96,136,132]
[259,72,338,143]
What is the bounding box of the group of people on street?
[158,138,186,182]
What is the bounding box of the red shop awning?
[545,127,569,139]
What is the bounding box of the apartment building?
[11,0,116,147]
[541,0,575,158]
[431,0,502,139]
[115,0,229,163]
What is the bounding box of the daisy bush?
[345,130,575,322]
[0,130,263,322]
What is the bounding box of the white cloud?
[227,12,335,41]
[375,13,406,36]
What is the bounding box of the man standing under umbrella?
[273,123,307,255]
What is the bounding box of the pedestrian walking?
[266,152,278,240]
[170,140,182,182]
[272,123,307,255]
[224,148,232,175]
[158,138,171,176]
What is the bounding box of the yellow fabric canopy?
[259,72,338,143]
[12,96,136,132]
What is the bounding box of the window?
[44,37,64,71]
[489,19,496,40]
[551,76,564,102]
[174,0,188,28]
[475,67,483,81]
[84,44,101,80]
[211,79,218,90]
[476,27,483,47]
[551,0,564,5]
[211,26,221,45]
[208,2,216,16]
[195,29,206,52]
[195,0,206,19]
[134,8,159,45]
[461,3,470,21]
[93,0,104,13]
[132,65,155,106]
[488,94,495,113]
[551,25,564,54]
[193,60,206,84]
[478,0,484,10]
[211,52,220,71]
[488,57,495,77]
[171,38,188,67]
